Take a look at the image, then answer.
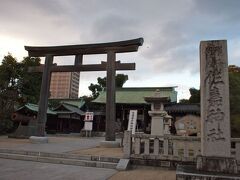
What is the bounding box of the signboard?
[84,121,93,131]
[127,110,138,134]
[84,112,94,121]
[84,112,94,131]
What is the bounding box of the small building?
[12,103,57,124]
[12,99,86,135]
[52,102,85,133]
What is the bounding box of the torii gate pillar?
[106,51,116,141]
[25,38,144,144]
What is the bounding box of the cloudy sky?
[0,0,240,100]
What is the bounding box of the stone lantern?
[144,89,171,136]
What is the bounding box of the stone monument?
[176,40,239,179]
[197,40,238,173]
[200,40,230,157]
[144,89,171,136]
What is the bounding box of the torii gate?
[25,38,144,142]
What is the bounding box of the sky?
[0,0,240,100]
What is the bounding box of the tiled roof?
[165,103,200,114]
[92,87,177,104]
[60,99,85,108]
[53,103,85,115]
[16,103,57,115]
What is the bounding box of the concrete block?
[29,136,48,143]
[100,141,120,148]
[197,155,238,174]
[176,164,240,180]
[116,159,130,171]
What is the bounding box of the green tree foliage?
[189,88,200,103]
[179,99,190,103]
[0,54,18,133]
[0,54,19,90]
[229,71,240,137]
[0,54,42,134]
[229,72,240,114]
[116,74,128,87]
[88,74,128,99]
[18,57,42,104]
[179,88,200,104]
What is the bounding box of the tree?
[88,74,128,99]
[179,99,188,103]
[0,54,19,91]
[0,54,18,134]
[179,88,200,104]
[229,71,240,115]
[18,56,42,104]
[229,70,240,137]
[0,54,42,134]
[189,88,200,103]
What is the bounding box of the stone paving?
[0,135,105,153]
[70,147,123,158]
[0,135,176,180]
[109,166,176,180]
[0,158,116,180]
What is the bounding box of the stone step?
[0,148,120,163]
[0,149,120,169]
[0,152,118,169]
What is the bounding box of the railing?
[123,131,240,162]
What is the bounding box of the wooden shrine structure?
[25,38,144,141]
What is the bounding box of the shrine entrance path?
[0,136,175,180]
[109,166,176,180]
[0,135,112,153]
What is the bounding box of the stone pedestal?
[144,89,171,136]
[149,111,166,136]
[176,165,240,180]
[100,140,120,148]
[197,156,238,174]
[29,136,48,143]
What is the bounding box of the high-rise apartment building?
[50,72,80,99]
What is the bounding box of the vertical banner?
[127,110,138,134]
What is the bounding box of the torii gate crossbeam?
[25,38,144,142]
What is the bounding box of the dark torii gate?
[25,38,144,141]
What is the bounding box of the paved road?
[0,158,117,180]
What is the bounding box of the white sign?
[127,110,138,134]
[84,112,94,121]
[84,121,93,131]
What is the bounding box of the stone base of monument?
[29,136,48,144]
[100,141,120,148]
[8,125,38,139]
[196,155,238,174]
[176,156,240,180]
[176,164,240,180]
